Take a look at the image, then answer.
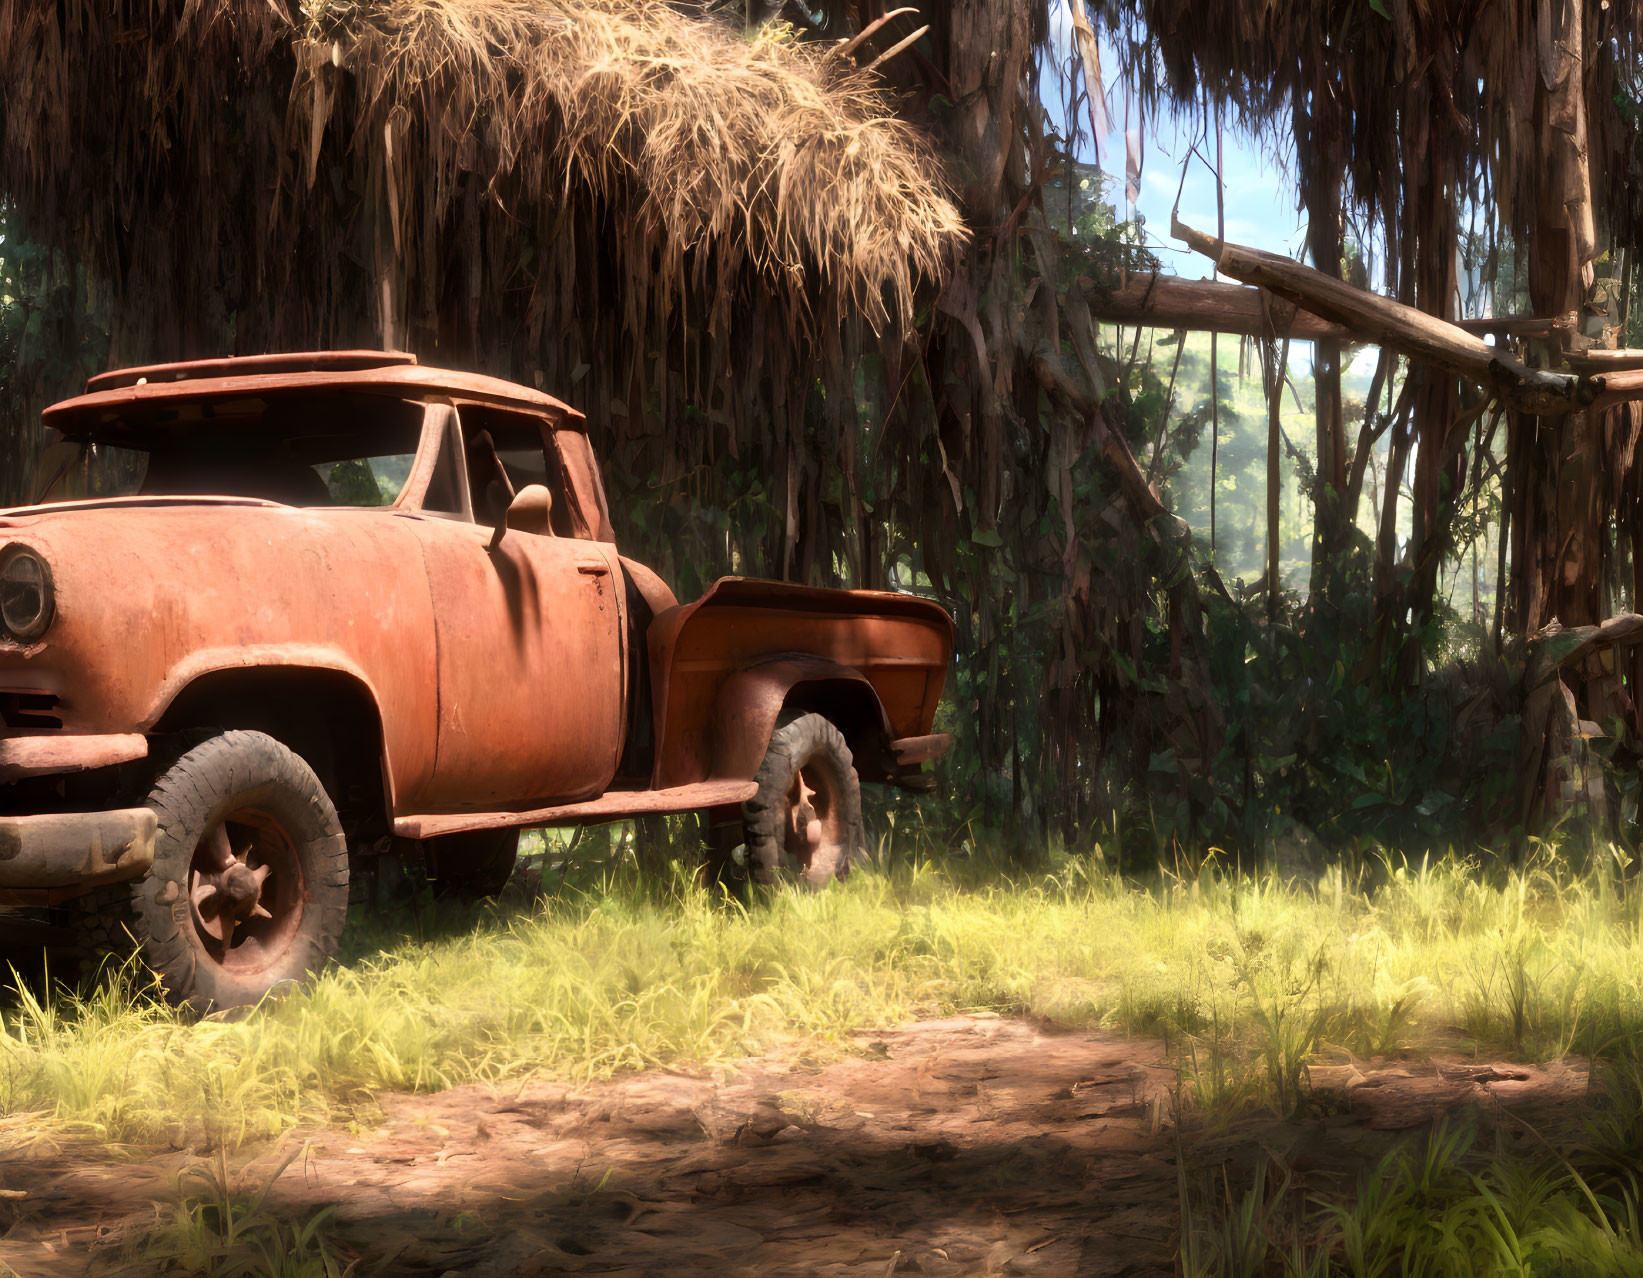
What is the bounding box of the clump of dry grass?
[298,0,963,331]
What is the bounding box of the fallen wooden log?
[1082,273,1354,340]
[1584,368,1643,413]
[1085,272,1556,345]
[1172,215,1589,415]
[1559,348,1643,372]
[1456,316,1555,339]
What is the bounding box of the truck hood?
[0,502,431,737]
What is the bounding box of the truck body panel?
[648,577,953,789]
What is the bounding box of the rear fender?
[648,577,953,788]
[711,658,892,783]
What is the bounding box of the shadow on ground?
[0,1016,1181,1277]
[0,1009,1613,1276]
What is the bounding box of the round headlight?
[0,547,54,642]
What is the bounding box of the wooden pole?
[1211,106,1224,562]
[1085,269,1562,348]
[1297,75,1347,601]
[1083,274,1353,339]
[1210,329,1219,558]
[1267,337,1290,613]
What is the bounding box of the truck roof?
[43,351,587,435]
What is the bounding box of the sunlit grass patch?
[4,841,1643,1150]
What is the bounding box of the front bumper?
[0,808,157,888]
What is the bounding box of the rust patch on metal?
[0,809,157,887]
[891,734,951,766]
[650,579,952,789]
[0,733,147,782]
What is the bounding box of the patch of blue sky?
[1041,1,1302,270]
[1040,1,1389,382]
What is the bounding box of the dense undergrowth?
[2,838,1642,1155]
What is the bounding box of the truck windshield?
[33,394,428,508]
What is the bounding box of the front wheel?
[741,713,865,888]
[127,730,349,1013]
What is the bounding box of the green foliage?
[1167,572,1521,856]
[317,457,391,507]
[132,1146,344,1277]
[1185,1119,1643,1276]
[1159,329,1318,585]
[1044,162,1129,245]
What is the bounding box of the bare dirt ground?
[0,1016,1594,1278]
[0,1016,1183,1277]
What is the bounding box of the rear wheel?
[121,730,349,1014]
[741,713,865,888]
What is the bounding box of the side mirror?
[487,484,555,552]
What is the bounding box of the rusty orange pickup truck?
[0,352,952,1011]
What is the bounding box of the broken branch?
[1171,215,1586,416]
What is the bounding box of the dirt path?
[0,1016,1183,1277]
[0,1015,1597,1277]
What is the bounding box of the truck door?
[404,407,625,812]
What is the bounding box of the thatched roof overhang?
[0,0,966,357]
[292,0,966,332]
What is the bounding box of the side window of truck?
[458,407,577,537]
[551,430,616,542]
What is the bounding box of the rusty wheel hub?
[190,822,274,943]
[783,768,837,869]
[187,814,302,969]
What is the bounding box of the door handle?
[577,563,611,577]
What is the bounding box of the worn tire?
[742,713,865,888]
[122,730,349,1014]
[427,829,519,901]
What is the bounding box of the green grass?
[1182,1103,1643,1277]
[127,1145,344,1277]
[6,841,1643,1153]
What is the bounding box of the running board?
[394,780,760,841]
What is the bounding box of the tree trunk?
[1266,337,1290,613]
[1296,81,1349,602]
[1517,0,1608,826]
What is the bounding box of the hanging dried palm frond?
[0,0,963,413]
[292,0,963,337]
